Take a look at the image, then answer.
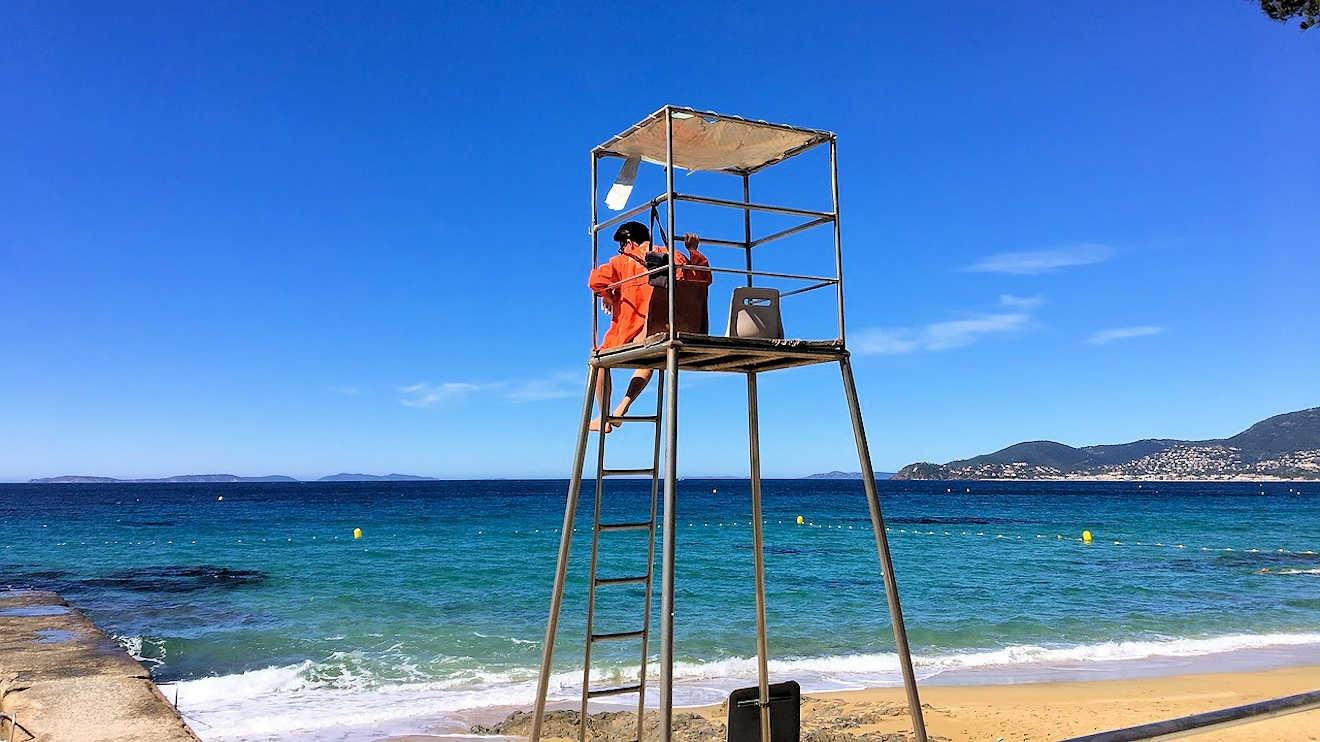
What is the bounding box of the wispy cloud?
[999,294,1043,309]
[502,372,582,402]
[966,244,1112,275]
[856,312,1030,354]
[399,382,481,408]
[1088,326,1163,345]
[399,372,585,407]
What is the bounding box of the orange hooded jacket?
[588,242,711,349]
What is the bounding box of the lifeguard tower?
[530,106,927,742]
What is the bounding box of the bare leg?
[590,328,651,432]
[589,368,613,432]
[611,369,654,421]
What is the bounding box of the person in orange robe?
[587,220,710,432]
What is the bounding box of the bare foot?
[588,418,614,433]
[611,402,634,423]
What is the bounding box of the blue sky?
[2,2,1317,481]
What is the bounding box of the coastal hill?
[29,473,437,484]
[805,471,896,480]
[894,406,1320,481]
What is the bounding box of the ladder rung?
[601,468,655,477]
[591,630,645,642]
[594,575,649,586]
[598,520,652,532]
[586,683,643,698]
[607,415,658,423]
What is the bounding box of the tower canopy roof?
[594,106,832,175]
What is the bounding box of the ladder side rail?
[579,371,612,739]
[635,369,666,740]
[839,356,927,742]
[531,365,601,742]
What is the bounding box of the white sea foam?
[113,634,166,668]
[169,631,1320,741]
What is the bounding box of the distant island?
[316,473,438,482]
[804,471,896,480]
[29,473,438,484]
[894,406,1320,481]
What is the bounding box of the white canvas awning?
[595,107,832,174]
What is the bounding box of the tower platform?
[594,332,845,373]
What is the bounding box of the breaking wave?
[166,631,1320,741]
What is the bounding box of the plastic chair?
[727,287,784,339]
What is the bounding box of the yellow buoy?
[353,528,362,540]
[796,515,805,525]
[1082,530,1093,544]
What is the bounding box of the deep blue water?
[2,479,1318,740]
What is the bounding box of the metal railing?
[588,108,847,352]
[597,264,839,294]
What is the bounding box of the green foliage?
[1259,0,1319,29]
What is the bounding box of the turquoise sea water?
[3,480,1319,740]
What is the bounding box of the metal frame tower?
[530,105,928,742]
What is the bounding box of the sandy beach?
[441,664,1320,741]
[803,665,1320,741]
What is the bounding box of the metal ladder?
[578,370,666,741]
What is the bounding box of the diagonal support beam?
[839,356,928,742]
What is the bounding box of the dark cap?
[613,221,650,245]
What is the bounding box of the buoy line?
[13,520,1316,559]
[7,517,1309,557]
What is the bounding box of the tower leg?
[747,372,772,742]
[531,363,600,742]
[658,348,679,742]
[838,356,928,742]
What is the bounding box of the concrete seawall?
[0,590,199,742]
